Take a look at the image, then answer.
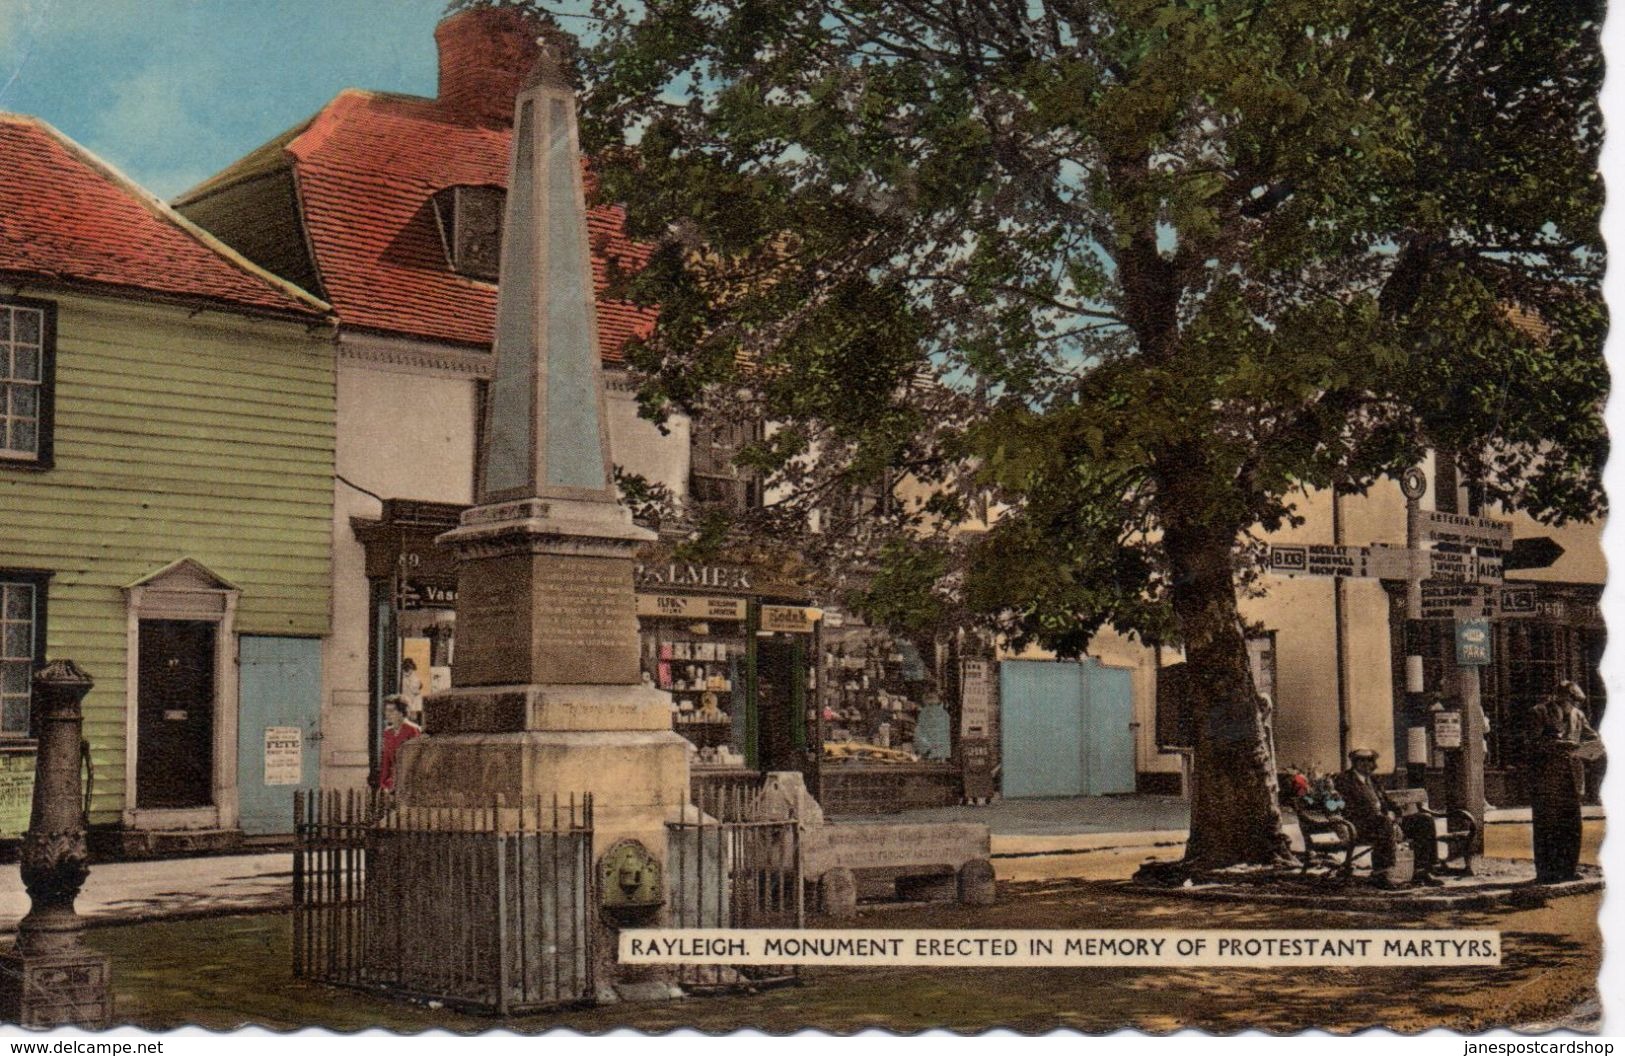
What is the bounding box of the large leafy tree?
[569,0,1605,870]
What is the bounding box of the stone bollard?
[958,859,998,905]
[0,660,111,1028]
[820,867,858,919]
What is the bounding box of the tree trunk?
[1158,454,1293,871]
[1115,200,1289,872]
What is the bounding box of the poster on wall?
[263,726,303,786]
[0,750,35,838]
[1432,711,1464,751]
[960,658,998,803]
[960,658,994,738]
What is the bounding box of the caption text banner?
[620,930,1500,968]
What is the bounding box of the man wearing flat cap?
[1334,747,1443,884]
[1527,681,1601,883]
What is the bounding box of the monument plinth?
[440,499,648,690]
[394,38,690,1001]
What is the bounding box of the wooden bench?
[1386,789,1478,877]
[1295,792,1479,883]
[1294,801,1387,880]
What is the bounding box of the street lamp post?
[0,660,111,1029]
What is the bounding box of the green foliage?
[853,539,957,640]
[574,0,1604,657]
[612,465,678,529]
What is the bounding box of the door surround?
[123,558,241,832]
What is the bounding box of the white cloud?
[97,64,196,141]
[90,60,231,197]
[0,0,157,108]
[0,0,53,102]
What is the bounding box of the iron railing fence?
[690,768,766,806]
[292,789,387,987]
[293,790,596,1015]
[667,782,804,991]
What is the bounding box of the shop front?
[1386,580,1605,807]
[639,563,987,815]
[633,560,821,792]
[351,518,821,789]
[813,612,972,815]
[351,500,464,767]
[352,515,981,811]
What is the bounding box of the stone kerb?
[1124,862,1604,912]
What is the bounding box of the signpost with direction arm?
[1409,481,1511,858]
[1263,467,1521,859]
[1265,543,1426,582]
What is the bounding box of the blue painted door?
[237,636,322,835]
[1082,662,1136,794]
[1000,659,1136,797]
[999,660,1086,798]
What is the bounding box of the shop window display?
[395,610,454,726]
[642,618,750,769]
[820,630,935,764]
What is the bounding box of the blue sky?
[0,0,459,198]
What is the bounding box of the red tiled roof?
[247,89,655,358]
[0,113,329,319]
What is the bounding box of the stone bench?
[752,773,995,918]
[808,822,994,915]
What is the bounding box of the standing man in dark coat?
[1334,748,1442,884]
[1527,681,1601,883]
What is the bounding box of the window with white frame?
[0,576,44,737]
[1,298,53,466]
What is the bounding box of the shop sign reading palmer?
[635,563,753,592]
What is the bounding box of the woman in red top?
[378,696,421,792]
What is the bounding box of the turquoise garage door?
[1000,659,1135,798]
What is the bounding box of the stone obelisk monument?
[396,36,689,999]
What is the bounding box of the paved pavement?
[841,793,1605,836]
[833,793,1192,835]
[0,851,291,936]
[0,794,1601,932]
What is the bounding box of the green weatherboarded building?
[0,113,335,848]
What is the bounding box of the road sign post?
[1398,474,1439,833]
[1405,474,1495,858]
[1262,465,1509,858]
[1451,665,1487,859]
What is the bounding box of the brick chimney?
[435,6,545,126]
